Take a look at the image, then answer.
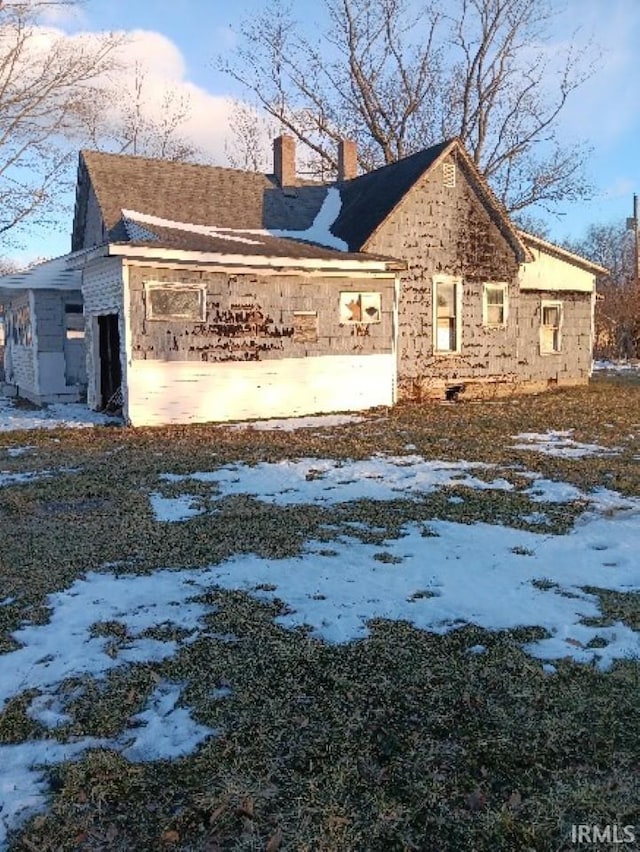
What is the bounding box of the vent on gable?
[442,162,456,188]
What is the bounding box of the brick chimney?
[273,134,296,187]
[338,138,357,181]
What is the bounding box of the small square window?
[540,300,562,354]
[339,292,381,324]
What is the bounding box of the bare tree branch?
[0,1,198,248]
[223,0,598,210]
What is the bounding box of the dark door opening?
[98,314,122,410]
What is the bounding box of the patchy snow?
[5,446,35,458]
[523,478,586,504]
[119,682,214,762]
[0,397,120,431]
[0,470,54,488]
[0,571,212,711]
[226,413,366,431]
[159,456,513,509]
[2,440,640,846]
[149,492,205,523]
[0,569,219,847]
[512,430,620,458]
[271,188,348,251]
[593,360,640,372]
[0,737,109,848]
[26,692,73,730]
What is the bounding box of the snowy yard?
[0,380,639,850]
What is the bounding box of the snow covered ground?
[1,408,639,846]
[0,396,119,432]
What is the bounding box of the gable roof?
[74,150,328,249]
[332,138,531,261]
[331,140,453,251]
[75,139,531,263]
[518,230,609,275]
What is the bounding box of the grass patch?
[1,376,639,850]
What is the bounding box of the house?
[0,136,606,425]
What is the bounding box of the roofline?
[361,138,533,263]
[518,230,609,275]
[449,141,533,263]
[107,243,406,272]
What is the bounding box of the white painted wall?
[520,247,596,292]
[126,354,395,426]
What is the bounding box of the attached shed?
[0,255,87,404]
[77,227,403,426]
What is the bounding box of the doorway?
[97,314,122,410]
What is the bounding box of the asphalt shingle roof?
[78,150,328,243]
[331,141,454,251]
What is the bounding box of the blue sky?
[8,0,640,263]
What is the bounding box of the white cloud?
[93,29,242,162]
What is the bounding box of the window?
[65,304,85,340]
[443,162,456,188]
[540,300,563,354]
[433,276,461,353]
[339,292,381,324]
[145,283,206,321]
[483,283,508,327]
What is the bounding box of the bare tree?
[225,99,276,172]
[1,1,199,250]
[566,222,640,359]
[224,0,596,209]
[84,63,200,163]
[0,0,125,243]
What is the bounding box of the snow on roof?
[0,251,87,293]
[122,209,267,245]
[122,186,349,253]
[270,187,348,251]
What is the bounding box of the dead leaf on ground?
[266,826,283,851]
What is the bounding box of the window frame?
[540,299,563,355]
[144,282,207,322]
[432,275,462,355]
[482,282,509,328]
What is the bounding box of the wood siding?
[127,354,395,426]
[122,264,395,425]
[363,152,591,398]
[82,256,125,410]
[126,265,394,363]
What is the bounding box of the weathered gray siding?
[364,152,590,397]
[516,290,593,386]
[126,266,394,362]
[82,256,125,410]
[4,291,37,398]
[123,263,396,426]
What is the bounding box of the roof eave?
[107,242,405,273]
[518,230,609,275]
